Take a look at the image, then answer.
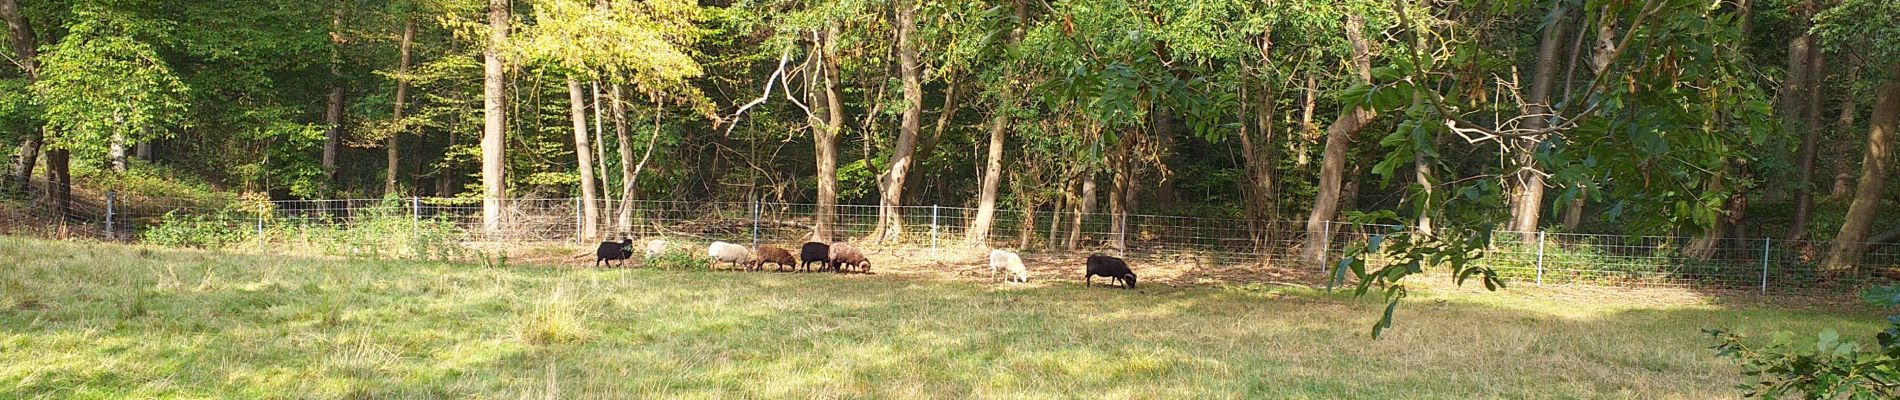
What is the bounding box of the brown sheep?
[828,241,870,273]
[751,245,797,272]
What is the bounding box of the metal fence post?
[1320,220,1332,272]
[931,204,940,255]
[751,198,760,249]
[104,191,116,239]
[256,210,265,253]
[411,196,421,238]
[1535,231,1546,286]
[1761,238,1771,295]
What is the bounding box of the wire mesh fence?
[9,188,1898,295]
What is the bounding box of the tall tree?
[386,18,415,196]
[323,7,347,191]
[1824,65,1896,270]
[812,23,844,242]
[613,85,635,234]
[1299,14,1377,264]
[1786,0,1823,241]
[567,79,600,239]
[965,0,1028,244]
[481,0,509,234]
[873,0,924,242]
[1507,3,1570,233]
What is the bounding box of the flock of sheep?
[591,237,1138,289]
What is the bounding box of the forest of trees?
[1,0,1897,267]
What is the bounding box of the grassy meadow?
[0,235,1882,399]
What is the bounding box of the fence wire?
[10,190,1899,294]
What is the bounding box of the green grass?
[0,235,1882,399]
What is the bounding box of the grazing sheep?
[751,245,797,272]
[594,238,634,268]
[989,249,1029,283]
[750,245,796,272]
[799,242,831,272]
[1084,254,1137,289]
[644,239,667,259]
[708,241,752,271]
[828,242,870,273]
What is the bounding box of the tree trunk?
[481,0,509,235]
[1240,30,1279,250]
[1832,64,1861,201]
[1068,169,1096,250]
[1,0,41,191]
[969,98,1008,244]
[1412,98,1435,237]
[607,84,626,231]
[1508,4,1568,233]
[1786,3,1820,239]
[1046,185,1066,250]
[386,18,414,196]
[134,141,152,161]
[438,130,457,196]
[567,79,600,240]
[109,130,127,172]
[910,70,957,204]
[45,149,69,217]
[873,1,924,243]
[812,24,845,242]
[1297,75,1317,166]
[1823,66,1898,271]
[966,0,1026,245]
[619,93,642,234]
[324,10,347,192]
[617,95,664,235]
[1562,192,1585,231]
[1685,169,1730,261]
[1299,15,1377,265]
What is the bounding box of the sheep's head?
[1121,273,1138,289]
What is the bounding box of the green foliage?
[1813,0,1900,62]
[32,5,189,155]
[1708,286,1900,399]
[142,199,462,260]
[140,211,252,249]
[283,201,464,261]
[647,246,709,270]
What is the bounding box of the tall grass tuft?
[516,284,589,346]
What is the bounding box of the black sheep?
[799,242,831,272]
[1084,254,1137,289]
[594,238,634,268]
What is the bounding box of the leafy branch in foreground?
[1331,211,1503,339]
[1707,287,1900,399]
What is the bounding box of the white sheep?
[707,241,752,271]
[644,239,668,259]
[989,249,1029,283]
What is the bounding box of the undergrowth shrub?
[143,197,465,260]
[141,211,251,248]
[648,247,708,270]
[282,199,464,260]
